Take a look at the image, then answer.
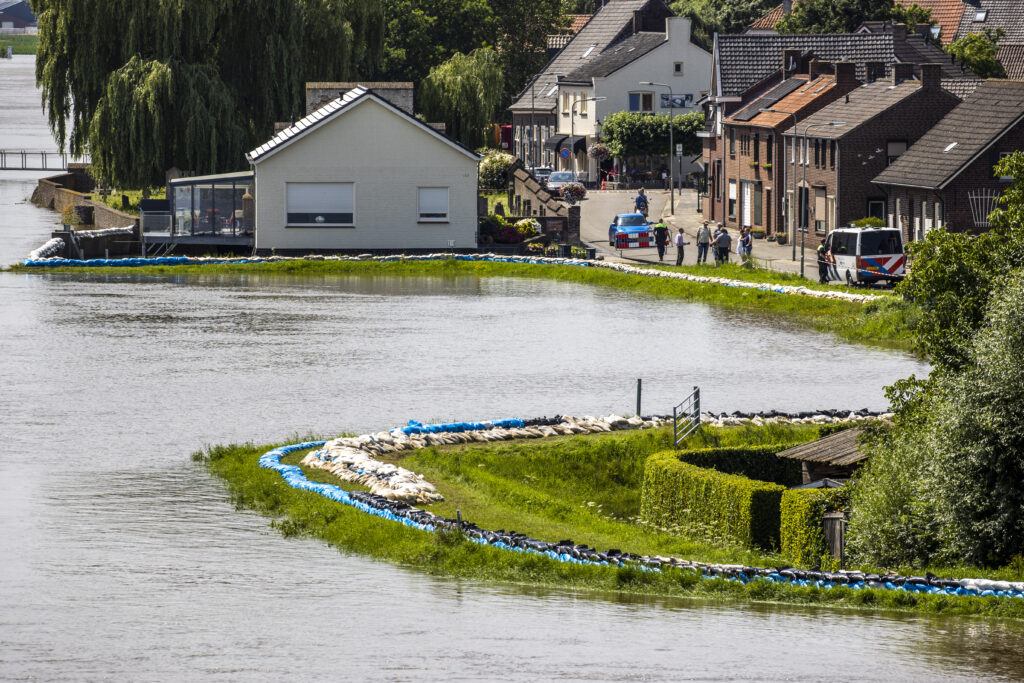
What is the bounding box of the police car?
[824,227,906,286]
[608,213,652,248]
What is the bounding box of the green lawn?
[0,34,38,55]
[93,187,166,216]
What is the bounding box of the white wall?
[254,97,479,252]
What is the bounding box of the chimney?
[782,0,792,14]
[920,63,941,89]
[835,62,857,87]
[865,61,885,83]
[891,23,907,40]
[892,62,915,84]
[808,59,834,81]
[783,49,802,77]
[633,10,640,34]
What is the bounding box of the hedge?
[780,488,850,568]
[676,445,801,487]
[641,452,786,549]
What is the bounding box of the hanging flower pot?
[559,182,587,205]
[588,143,610,162]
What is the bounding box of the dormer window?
[974,10,987,21]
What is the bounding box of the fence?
[0,150,91,172]
[672,386,701,446]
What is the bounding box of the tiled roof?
[511,0,668,112]
[716,31,972,97]
[749,3,785,30]
[874,80,1024,189]
[791,80,943,138]
[247,86,479,163]
[727,75,843,129]
[546,14,593,50]
[748,1,965,44]
[563,32,667,81]
[957,0,1024,43]
[942,77,985,97]
[998,44,1024,80]
[568,14,592,33]
[547,35,572,50]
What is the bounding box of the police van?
[824,227,905,286]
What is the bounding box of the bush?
[514,218,540,238]
[641,452,786,549]
[851,216,886,227]
[676,445,802,487]
[781,488,847,567]
[479,151,514,190]
[559,182,586,204]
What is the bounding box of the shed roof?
[873,79,1024,189]
[247,86,480,164]
[786,79,933,138]
[726,74,843,129]
[776,429,867,466]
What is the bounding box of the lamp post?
[799,121,846,278]
[760,107,798,261]
[641,81,676,214]
[530,72,562,169]
[570,96,606,183]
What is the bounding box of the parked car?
[824,227,905,286]
[531,167,552,186]
[609,213,652,247]
[546,171,574,195]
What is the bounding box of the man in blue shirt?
[634,188,649,218]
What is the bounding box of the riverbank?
[201,424,1024,619]
[11,258,918,349]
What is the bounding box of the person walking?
[674,227,690,266]
[634,187,649,218]
[738,228,752,262]
[652,219,670,262]
[817,239,829,284]
[711,223,723,264]
[715,227,732,264]
[696,221,711,264]
[661,169,669,190]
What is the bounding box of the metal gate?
[672,386,701,446]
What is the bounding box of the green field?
[0,34,38,55]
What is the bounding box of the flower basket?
[761,163,772,170]
[588,143,610,162]
[514,218,541,239]
[748,161,758,168]
[775,233,788,246]
[751,228,766,239]
[559,182,587,205]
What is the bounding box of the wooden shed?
[777,429,868,485]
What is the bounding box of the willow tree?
[420,48,503,149]
[300,0,384,82]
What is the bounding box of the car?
[546,170,574,195]
[530,167,552,186]
[824,226,905,286]
[609,213,652,247]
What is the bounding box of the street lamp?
[798,121,845,278]
[570,96,606,182]
[760,107,798,261]
[531,71,562,169]
[641,81,676,214]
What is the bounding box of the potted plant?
[559,182,587,205]
[775,232,788,246]
[588,143,610,162]
[751,228,766,239]
[761,163,772,170]
[748,161,758,168]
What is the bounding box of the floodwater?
[3,55,1024,682]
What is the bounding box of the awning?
[543,134,567,151]
[543,134,586,153]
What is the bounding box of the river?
[3,55,1024,682]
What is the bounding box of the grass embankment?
[15,259,919,349]
[0,34,38,55]
[202,424,1024,619]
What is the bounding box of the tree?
[775,0,897,34]
[601,111,705,160]
[947,29,1007,79]
[671,0,777,46]
[890,2,935,33]
[420,48,504,148]
[490,0,568,110]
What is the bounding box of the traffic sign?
[559,148,571,160]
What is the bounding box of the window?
[674,62,684,76]
[729,128,736,155]
[766,135,773,165]
[753,133,760,163]
[418,187,449,222]
[860,230,902,255]
[753,182,763,225]
[867,199,886,220]
[798,186,809,230]
[740,134,750,155]
[580,93,588,116]
[286,182,353,226]
[582,44,597,58]
[562,91,570,115]
[815,187,827,231]
[627,92,653,112]
[765,189,772,231]
[728,180,737,217]
[999,151,1014,181]
[829,140,836,169]
[974,9,987,21]
[814,139,820,167]
[886,140,907,165]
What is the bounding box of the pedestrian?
[739,228,752,262]
[716,226,732,264]
[696,221,711,264]
[652,219,670,261]
[661,168,669,190]
[712,223,723,264]
[674,227,690,266]
[634,187,649,218]
[817,238,829,284]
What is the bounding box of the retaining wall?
[31,173,140,231]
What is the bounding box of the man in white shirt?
[674,227,690,266]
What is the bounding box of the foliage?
[490,0,567,108]
[774,0,901,33]
[670,0,777,46]
[600,111,705,160]
[60,205,82,227]
[946,29,1007,79]
[588,143,610,161]
[559,182,586,204]
[851,217,886,227]
[514,218,541,237]
[478,150,514,190]
[642,453,786,549]
[675,445,802,487]
[0,34,38,55]
[780,488,850,568]
[421,48,504,148]
[890,2,935,33]
[491,216,538,243]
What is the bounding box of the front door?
[742,181,752,227]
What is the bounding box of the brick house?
[707,60,858,236]
[874,79,1024,239]
[778,62,960,238]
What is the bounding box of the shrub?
[676,445,802,487]
[514,218,540,238]
[479,151,514,190]
[781,488,839,567]
[851,216,886,227]
[641,452,786,549]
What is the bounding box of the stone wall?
[305,81,415,115]
[31,172,139,231]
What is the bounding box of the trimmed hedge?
[780,488,850,568]
[642,452,786,549]
[677,445,802,487]
[817,421,861,438]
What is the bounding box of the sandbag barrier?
[20,252,884,303]
[27,237,65,260]
[301,414,670,504]
[257,411,1024,600]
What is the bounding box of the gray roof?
[715,31,972,97]
[777,429,867,466]
[942,77,985,98]
[787,80,943,138]
[874,80,1024,189]
[563,32,667,81]
[247,86,479,164]
[957,0,1024,43]
[511,0,669,112]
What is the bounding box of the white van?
[824,227,905,286]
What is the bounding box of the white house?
[552,16,712,181]
[246,86,481,253]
